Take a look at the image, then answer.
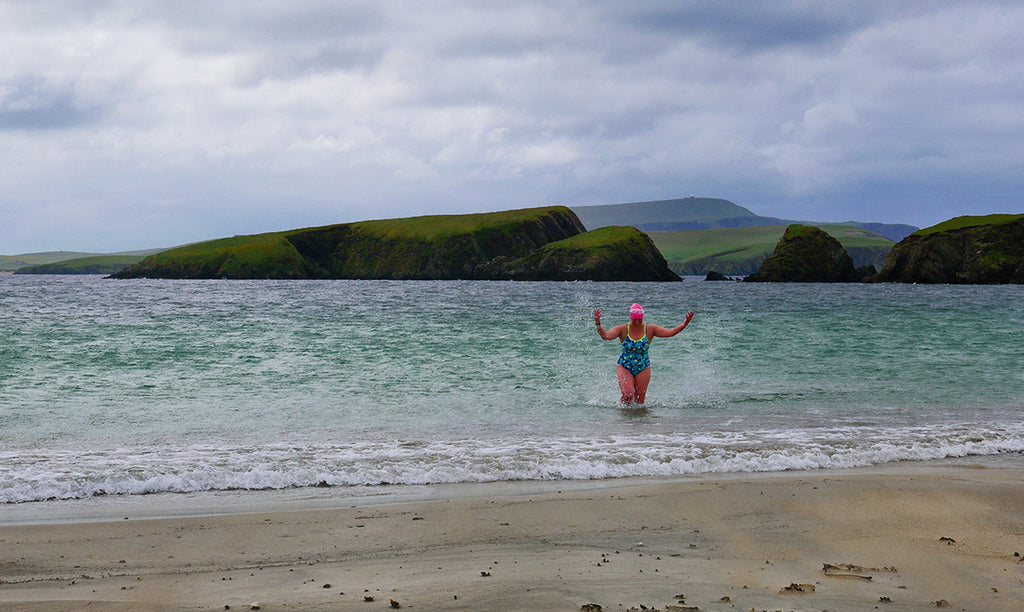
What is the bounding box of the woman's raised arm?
[593,309,624,340]
[650,311,695,338]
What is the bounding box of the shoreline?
[3,463,1023,611]
[4,454,1021,527]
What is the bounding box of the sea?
[2,275,1022,523]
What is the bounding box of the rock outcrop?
[110,207,680,281]
[475,226,681,281]
[744,224,873,282]
[871,214,1024,284]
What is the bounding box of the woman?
[594,303,694,405]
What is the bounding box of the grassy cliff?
[873,214,1024,283]
[112,207,599,280]
[289,207,587,279]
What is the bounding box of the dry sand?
[2,464,1023,611]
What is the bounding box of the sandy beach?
[1,464,1022,611]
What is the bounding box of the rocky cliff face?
[286,207,587,280]
[744,224,871,282]
[871,216,1024,284]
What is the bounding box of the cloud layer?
[2,1,1023,252]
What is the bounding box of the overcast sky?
[3,1,1023,253]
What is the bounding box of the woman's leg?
[632,367,651,404]
[616,365,637,404]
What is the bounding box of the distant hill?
[13,254,146,275]
[1,251,98,272]
[2,249,162,273]
[649,224,894,276]
[571,197,764,231]
[845,222,919,243]
[569,197,911,276]
[570,196,917,240]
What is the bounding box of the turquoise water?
[1,275,1022,512]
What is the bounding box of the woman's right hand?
[593,309,602,325]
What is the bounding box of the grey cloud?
[0,79,104,130]
[150,0,387,45]
[231,41,388,87]
[594,1,964,54]
[595,2,859,52]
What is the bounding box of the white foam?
[3,421,1024,504]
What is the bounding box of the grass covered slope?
[650,224,893,276]
[116,232,313,279]
[910,213,1024,236]
[112,207,595,280]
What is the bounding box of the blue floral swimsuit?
[617,324,651,375]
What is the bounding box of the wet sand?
[2,464,1023,611]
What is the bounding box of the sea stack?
[744,224,870,282]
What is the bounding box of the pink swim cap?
[629,303,644,319]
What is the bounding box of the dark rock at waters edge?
[870,214,1024,284]
[744,224,873,282]
[475,226,681,281]
[110,206,680,281]
[704,270,731,281]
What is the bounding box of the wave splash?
[3,421,1023,504]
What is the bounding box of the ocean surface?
[2,275,1023,522]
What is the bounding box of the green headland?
[873,214,1024,283]
[110,206,679,281]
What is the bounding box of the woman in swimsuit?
[594,303,694,405]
